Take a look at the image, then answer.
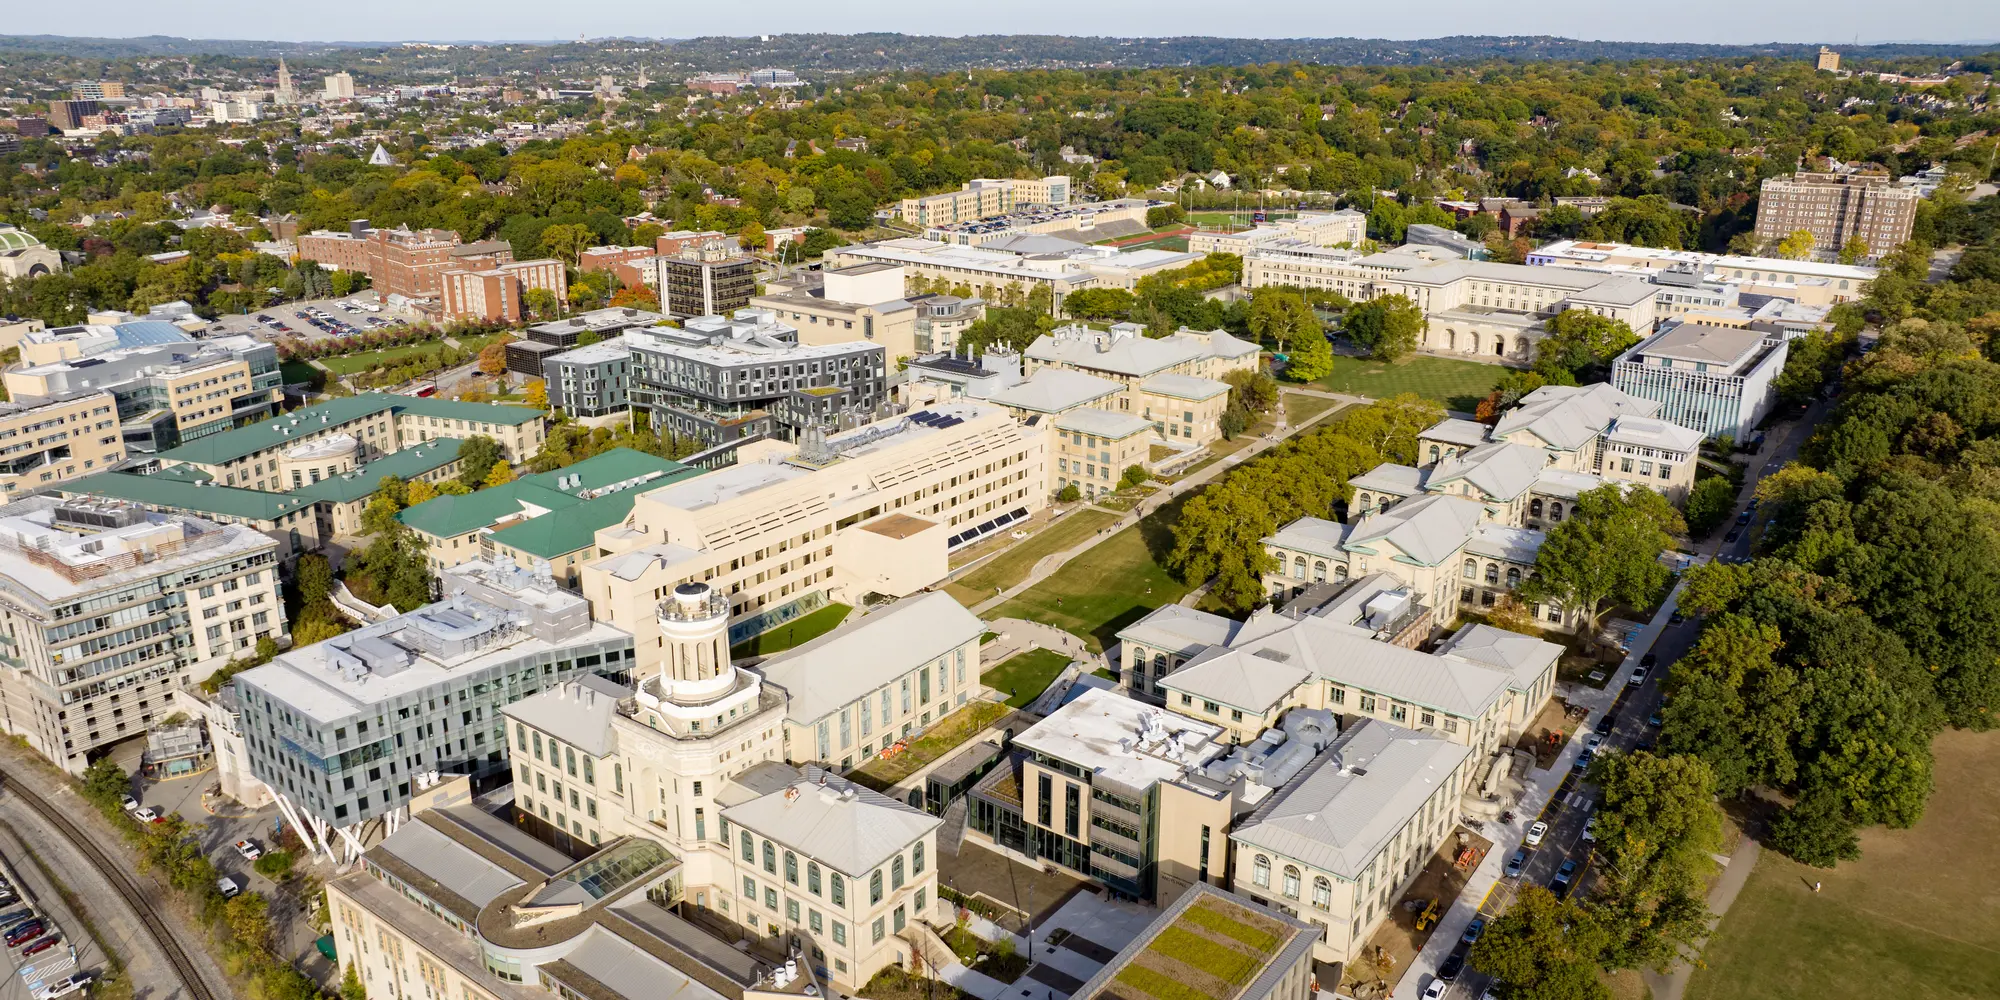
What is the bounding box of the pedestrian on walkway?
[1813,881,1821,892]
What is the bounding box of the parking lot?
[0,833,98,1000]
[204,293,414,342]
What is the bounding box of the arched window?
[1357,492,1372,512]
[1153,653,1167,671]
[1313,877,1333,909]
[1294,556,1307,578]
[891,855,905,890]
[1494,339,1506,356]
[913,842,925,875]
[1485,563,1500,585]
[785,850,798,884]
[763,840,776,874]
[1839,279,1850,290]
[1530,499,1543,518]
[1463,558,1477,580]
[1283,866,1302,899]
[1335,564,1349,580]
[1314,561,1327,583]
[1252,855,1271,888]
[1549,502,1564,522]
[1429,445,1440,463]
[1506,567,1522,587]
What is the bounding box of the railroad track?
[2,778,217,1000]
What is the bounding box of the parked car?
[1572,750,1594,773]
[1422,980,1447,1000]
[120,794,139,811]
[1724,528,1741,543]
[1737,509,1754,526]
[1525,821,1549,847]
[1437,949,1467,981]
[6,921,44,946]
[1505,849,1528,878]
[37,974,92,999]
[235,839,262,861]
[1462,918,1486,945]
[1628,666,1649,686]
[1480,983,1504,1000]
[1582,817,1599,843]
[22,935,59,957]
[217,877,241,900]
[132,807,160,823]
[1668,610,1686,626]
[1647,710,1664,728]
[1584,733,1605,752]
[1640,652,1658,668]
[1551,859,1579,896]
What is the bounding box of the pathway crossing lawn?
[988,493,1199,652]
[1686,728,2000,1000]
[945,509,1121,607]
[1283,393,1342,426]
[980,649,1074,708]
[1314,355,1506,413]
[729,603,851,658]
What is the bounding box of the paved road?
[1423,397,1836,1000]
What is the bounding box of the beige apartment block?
[581,403,1043,675]
[0,392,124,496]
[1754,170,1916,260]
[1050,409,1153,498]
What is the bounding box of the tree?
[1056,484,1080,502]
[1521,484,1683,636]
[1469,887,1611,1000]
[1536,310,1640,384]
[1342,294,1425,361]
[254,849,297,880]
[224,891,272,950]
[1772,329,1850,406]
[341,963,368,1000]
[477,342,508,376]
[537,223,594,266]
[1775,229,1817,261]
[524,287,560,319]
[608,284,660,310]
[1838,236,1871,265]
[81,757,130,810]
[405,479,439,506]
[1586,752,1720,970]
[738,220,767,252]
[297,553,333,608]
[1146,204,1186,229]
[456,435,503,488]
[1119,465,1148,489]
[1681,476,1738,538]
[1282,326,1334,381]
[1223,369,1279,417]
[483,460,515,488]
[525,379,549,408]
[1061,287,1137,322]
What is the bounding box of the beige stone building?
[1051,408,1154,498]
[581,402,1043,667]
[898,175,1072,227]
[0,392,124,497]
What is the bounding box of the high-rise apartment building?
[1816,47,1841,71]
[625,308,888,445]
[0,392,125,497]
[47,99,99,131]
[1753,170,1917,260]
[323,72,355,100]
[649,242,758,319]
[297,224,518,301]
[0,496,286,773]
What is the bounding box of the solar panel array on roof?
[946,506,1031,548]
[908,410,965,430]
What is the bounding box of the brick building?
[297,224,517,301]
[1753,170,1917,260]
[439,259,566,324]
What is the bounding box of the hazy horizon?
[3,1,1997,48]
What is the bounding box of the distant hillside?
[0,32,1990,70]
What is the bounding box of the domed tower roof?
[0,227,45,252]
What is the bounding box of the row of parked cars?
[0,873,91,997]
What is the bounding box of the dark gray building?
[627,308,889,446]
[541,340,634,418]
[506,306,662,378]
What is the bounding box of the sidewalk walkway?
[1643,838,1761,1000]
[969,392,1365,618]
[1393,579,1691,998]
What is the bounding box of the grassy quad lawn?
[944,509,1121,606]
[980,649,1074,708]
[728,603,851,658]
[319,341,456,376]
[1282,392,1342,427]
[847,700,1010,791]
[988,491,1198,652]
[1686,728,2000,1000]
[1314,354,1507,413]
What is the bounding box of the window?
[892,856,905,890]
[765,887,778,910]
[1360,695,1377,713]
[1462,558,1477,580]
[870,870,884,904]
[872,917,885,943]
[1252,855,1271,888]
[741,831,755,862]
[1313,877,1333,909]
[1283,866,1301,899]
[764,841,776,874]
[810,910,823,934]
[787,898,800,923]
[808,862,822,896]
[744,876,756,899]
[831,872,846,906]
[913,842,925,875]
[833,921,847,946]
[786,851,799,884]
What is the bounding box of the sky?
[5,1,1998,46]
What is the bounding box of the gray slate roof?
[755,592,982,725]
[374,818,526,910]
[1344,494,1485,567]
[500,675,632,758]
[1435,623,1564,693]
[1117,604,1242,658]
[720,766,940,876]
[1420,418,1493,447]
[1494,383,1659,451]
[1231,719,1470,880]
[987,368,1122,413]
[1349,463,1426,497]
[1424,441,1548,501]
[1264,516,1352,558]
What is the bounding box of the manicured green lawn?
[730,603,852,657]
[980,649,1075,708]
[1686,728,2000,1000]
[1114,234,1190,252]
[320,341,453,375]
[989,492,1199,652]
[1282,393,1342,427]
[279,360,323,387]
[1314,354,1507,413]
[945,509,1122,607]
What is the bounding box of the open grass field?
[944,509,1122,607]
[1314,354,1506,413]
[988,491,1199,651]
[980,649,1074,708]
[1114,234,1191,252]
[1283,392,1343,427]
[1686,728,2000,1000]
[319,341,451,375]
[729,603,851,658]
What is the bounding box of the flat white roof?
[1014,687,1226,790]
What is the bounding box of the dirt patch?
[1342,827,1493,997]
[1516,698,1583,770]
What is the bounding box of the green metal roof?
[152,464,214,484]
[397,481,582,539]
[0,228,44,252]
[287,438,464,505]
[153,393,545,467]
[58,472,314,523]
[398,448,700,553]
